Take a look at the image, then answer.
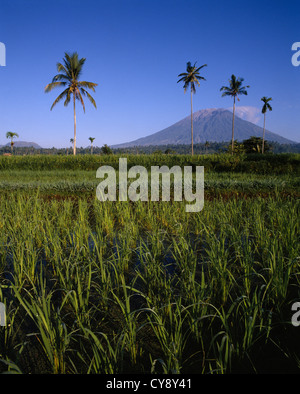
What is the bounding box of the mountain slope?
[3,141,42,148]
[113,108,294,148]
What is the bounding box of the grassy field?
[0,153,299,374]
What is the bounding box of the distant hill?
[3,141,42,149]
[113,108,295,148]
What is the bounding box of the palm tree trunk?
[262,113,266,154]
[231,97,236,155]
[73,93,77,156]
[191,88,193,156]
[10,141,13,154]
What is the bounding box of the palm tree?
[177,61,207,155]
[261,97,272,154]
[68,138,74,155]
[220,75,250,155]
[45,52,97,155]
[89,137,95,154]
[6,131,19,153]
[205,140,210,154]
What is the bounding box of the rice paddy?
[0,153,299,374]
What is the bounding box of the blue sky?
[0,0,299,148]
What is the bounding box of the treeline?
[1,140,299,156]
[113,140,300,155]
[0,152,299,175]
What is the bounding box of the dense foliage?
[0,153,299,374]
[0,153,298,177]
[0,141,299,156]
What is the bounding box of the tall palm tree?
[261,97,272,154]
[220,75,250,155]
[89,137,95,154]
[6,131,19,153]
[177,61,207,155]
[45,52,97,155]
[69,138,74,155]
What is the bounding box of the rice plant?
[0,157,299,373]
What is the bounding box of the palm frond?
[195,63,207,72]
[45,81,67,93]
[56,62,69,75]
[80,88,97,109]
[50,88,69,110]
[52,74,70,83]
[78,81,98,92]
[75,90,86,113]
[6,131,19,139]
[64,89,72,107]
[261,97,273,113]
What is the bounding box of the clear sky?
[0,0,299,148]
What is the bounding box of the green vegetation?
[45,52,97,156]
[1,141,299,156]
[5,132,19,154]
[177,61,207,156]
[0,153,299,374]
[0,153,298,174]
[101,144,113,155]
[220,75,250,155]
[89,137,95,154]
[241,137,271,154]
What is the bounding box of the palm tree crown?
[89,137,95,154]
[261,96,272,114]
[220,74,249,100]
[177,61,207,155]
[177,61,207,93]
[45,52,97,155]
[6,131,19,153]
[220,74,250,155]
[6,131,19,140]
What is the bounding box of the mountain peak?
[113,108,295,148]
[192,108,225,120]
